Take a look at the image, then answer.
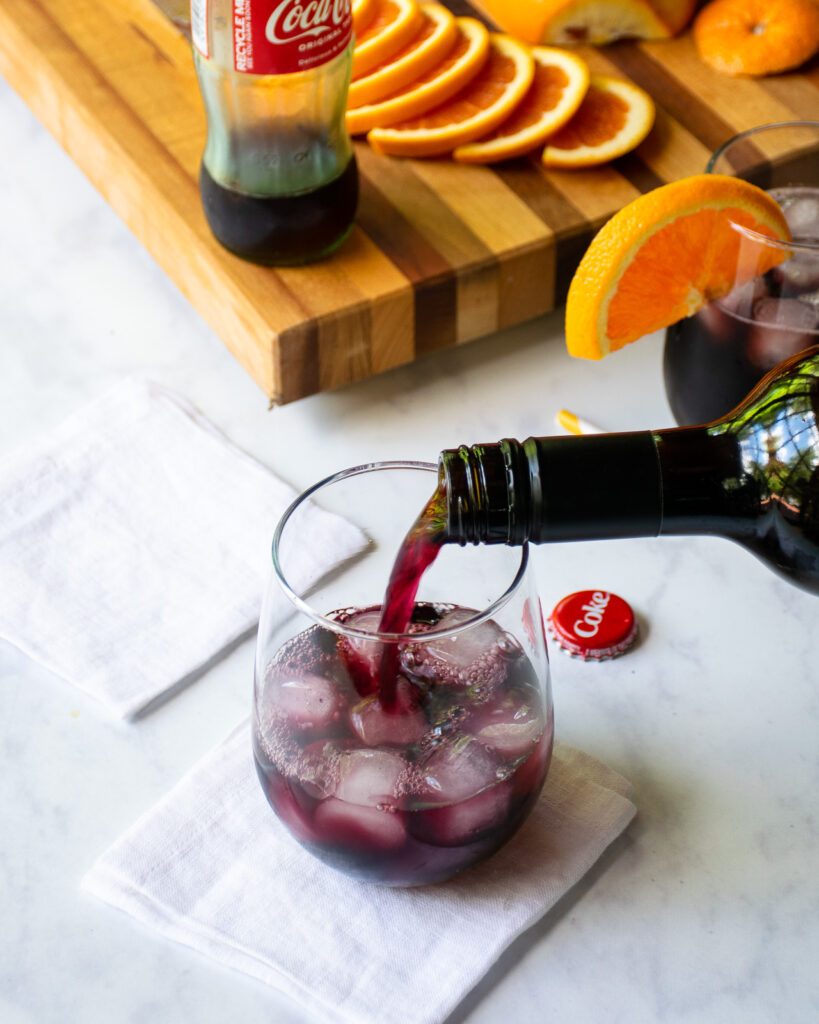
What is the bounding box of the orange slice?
[693,0,819,77]
[647,0,697,34]
[353,0,379,36]
[368,34,535,157]
[564,174,791,360]
[349,5,458,109]
[542,75,654,169]
[470,0,670,44]
[454,47,589,164]
[353,0,423,79]
[346,18,490,136]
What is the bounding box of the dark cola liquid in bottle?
[436,347,819,596]
[191,0,358,265]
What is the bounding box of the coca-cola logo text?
[266,0,350,43]
[572,592,610,639]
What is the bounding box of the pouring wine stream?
[376,485,448,706]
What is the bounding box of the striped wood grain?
[0,0,816,402]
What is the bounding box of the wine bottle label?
[233,0,352,74]
[191,0,209,57]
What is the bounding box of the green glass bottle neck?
[438,427,755,546]
[439,347,819,549]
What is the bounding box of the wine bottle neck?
[439,428,751,546]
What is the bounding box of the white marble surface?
[2,75,818,1024]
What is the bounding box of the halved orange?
[368,34,535,157]
[565,175,791,360]
[353,0,423,79]
[454,47,589,164]
[693,0,819,77]
[470,0,670,44]
[353,0,379,36]
[346,18,490,136]
[542,75,654,169]
[349,4,458,110]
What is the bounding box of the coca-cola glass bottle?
[253,463,553,886]
[190,0,358,265]
[664,121,819,425]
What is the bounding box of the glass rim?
[271,460,530,643]
[707,120,819,254]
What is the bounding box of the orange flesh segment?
[352,15,436,82]
[352,0,378,33]
[547,85,628,150]
[379,27,471,101]
[391,46,519,130]
[565,176,790,360]
[606,208,784,345]
[348,5,458,108]
[346,20,489,134]
[488,63,570,140]
[357,0,404,44]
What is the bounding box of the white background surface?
[2,75,818,1024]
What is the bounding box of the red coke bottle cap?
[549,590,638,661]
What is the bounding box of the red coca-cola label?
[233,0,352,75]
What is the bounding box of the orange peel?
[565,174,792,360]
[353,0,423,79]
[349,4,458,109]
[347,18,490,136]
[542,75,654,169]
[368,34,535,158]
[454,46,589,164]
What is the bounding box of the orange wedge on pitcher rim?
[347,18,489,136]
[542,76,654,169]
[349,4,458,110]
[353,0,423,79]
[368,34,534,158]
[565,175,791,360]
[454,47,589,164]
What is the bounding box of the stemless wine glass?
[253,462,553,887]
[664,121,819,425]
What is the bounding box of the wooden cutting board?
[1,0,817,403]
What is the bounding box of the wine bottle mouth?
[439,440,531,545]
[271,459,529,643]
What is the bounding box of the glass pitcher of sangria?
[663,121,819,425]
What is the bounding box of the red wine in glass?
[256,465,552,886]
[254,602,553,886]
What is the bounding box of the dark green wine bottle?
[439,346,819,596]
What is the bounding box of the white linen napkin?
[83,723,636,1024]
[0,379,366,718]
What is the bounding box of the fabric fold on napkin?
[83,723,636,1024]
[0,379,366,718]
